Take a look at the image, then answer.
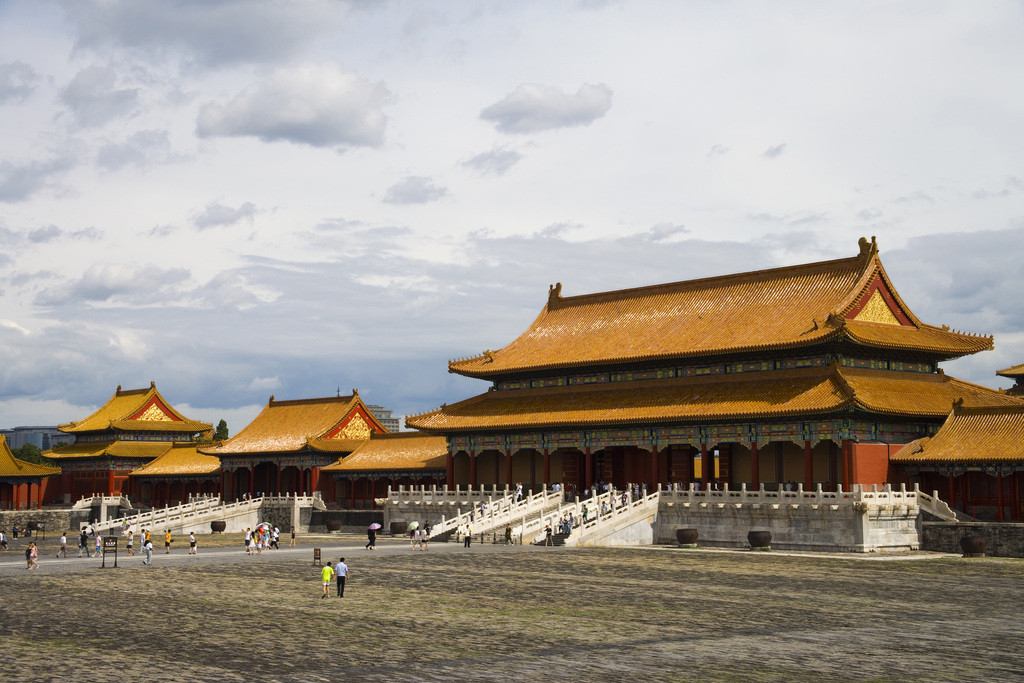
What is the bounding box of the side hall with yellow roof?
[408,237,1020,516]
[0,435,61,510]
[44,382,212,502]
[321,431,448,508]
[199,390,389,504]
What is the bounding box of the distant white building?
[365,405,401,433]
[0,426,74,450]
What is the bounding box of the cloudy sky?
[1,1,1022,432]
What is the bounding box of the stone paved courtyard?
[1,536,1021,682]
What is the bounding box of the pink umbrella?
[368,523,381,530]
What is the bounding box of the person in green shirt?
[320,563,335,599]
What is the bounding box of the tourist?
[504,523,512,545]
[58,532,67,558]
[12,524,19,539]
[411,527,419,549]
[545,524,553,546]
[189,532,197,555]
[26,541,39,569]
[95,530,103,557]
[78,528,91,558]
[365,526,376,550]
[334,557,349,597]
[290,526,296,546]
[582,504,589,523]
[272,527,280,549]
[164,530,172,553]
[256,531,263,555]
[463,523,472,548]
[126,530,134,556]
[320,562,335,599]
[143,528,151,548]
[0,529,7,550]
[245,528,253,555]
[142,537,154,565]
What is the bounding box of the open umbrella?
[408,521,420,530]
[368,523,381,530]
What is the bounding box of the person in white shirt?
[334,558,349,597]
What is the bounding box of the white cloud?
[763,143,787,159]
[60,65,139,127]
[96,129,176,171]
[480,83,613,134]
[34,264,191,307]
[192,201,258,230]
[383,176,447,205]
[0,151,79,203]
[462,147,522,177]
[247,376,281,392]
[196,63,389,149]
[0,62,40,104]
[61,0,348,68]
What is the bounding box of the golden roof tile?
[322,432,448,472]
[997,363,1024,379]
[59,382,212,434]
[44,442,113,459]
[409,364,1018,433]
[131,443,222,477]
[207,394,386,455]
[449,238,992,379]
[0,435,61,478]
[891,404,1024,464]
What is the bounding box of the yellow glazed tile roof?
[449,238,992,379]
[131,443,222,476]
[997,363,1024,379]
[891,404,1024,464]
[322,432,448,472]
[0,436,61,477]
[59,382,212,434]
[45,440,175,461]
[409,365,1017,433]
[44,442,114,459]
[208,394,385,455]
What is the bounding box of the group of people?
[410,523,431,550]
[244,526,280,555]
[320,557,350,599]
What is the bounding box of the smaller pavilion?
[129,442,222,508]
[998,363,1024,397]
[46,383,212,500]
[892,398,1024,520]
[202,391,388,502]
[321,431,447,508]
[0,435,61,510]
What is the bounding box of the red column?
[249,468,256,498]
[504,450,513,487]
[348,479,357,509]
[840,439,851,488]
[529,450,536,488]
[804,441,814,489]
[446,450,454,487]
[701,444,711,488]
[996,474,1005,521]
[584,447,593,491]
[469,451,477,487]
[650,447,659,489]
[108,469,115,496]
[543,448,551,485]
[311,466,320,494]
[751,443,760,488]
[219,469,225,500]
[276,465,282,496]
[14,483,20,510]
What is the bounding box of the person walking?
[58,532,67,558]
[365,526,376,550]
[334,557,349,598]
[142,538,154,565]
[188,532,197,555]
[290,526,296,547]
[78,528,91,558]
[545,524,553,546]
[94,530,103,557]
[26,541,39,569]
[164,530,172,554]
[320,562,335,599]
[126,530,134,556]
[504,523,512,545]
[0,529,7,551]
[463,523,472,548]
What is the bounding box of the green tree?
[214,419,229,441]
[12,442,51,466]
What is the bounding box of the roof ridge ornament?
[548,282,562,305]
[857,235,878,259]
